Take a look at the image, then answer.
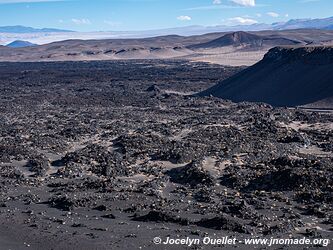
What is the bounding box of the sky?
[0,0,332,31]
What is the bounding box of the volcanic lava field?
[0,60,332,249]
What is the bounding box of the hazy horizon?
[0,0,332,32]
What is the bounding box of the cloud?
[267,12,279,17]
[186,5,241,11]
[231,0,255,7]
[213,0,255,7]
[0,0,64,3]
[186,0,257,11]
[71,18,91,25]
[226,17,258,25]
[104,20,122,27]
[177,15,192,21]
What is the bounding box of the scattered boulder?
[25,155,50,177]
[133,211,190,226]
[166,160,215,187]
[146,84,161,93]
[196,214,250,233]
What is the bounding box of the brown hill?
[198,46,333,108]
[1,30,333,66]
[189,31,302,49]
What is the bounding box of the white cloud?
[231,0,255,7]
[194,0,255,10]
[177,15,192,21]
[104,20,122,27]
[71,18,91,25]
[226,17,258,25]
[267,12,279,17]
[0,0,63,3]
[186,5,242,11]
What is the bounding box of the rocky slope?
[199,46,333,108]
[189,31,302,49]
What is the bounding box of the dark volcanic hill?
[6,40,37,48]
[190,31,263,48]
[189,31,302,49]
[199,46,333,108]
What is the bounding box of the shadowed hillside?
[199,46,333,108]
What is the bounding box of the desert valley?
[0,5,333,250]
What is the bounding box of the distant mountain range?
[1,16,333,45]
[149,16,333,36]
[272,16,333,30]
[1,17,333,36]
[0,25,73,33]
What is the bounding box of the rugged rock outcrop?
[199,46,333,108]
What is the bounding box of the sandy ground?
[188,47,267,66]
[0,45,266,66]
